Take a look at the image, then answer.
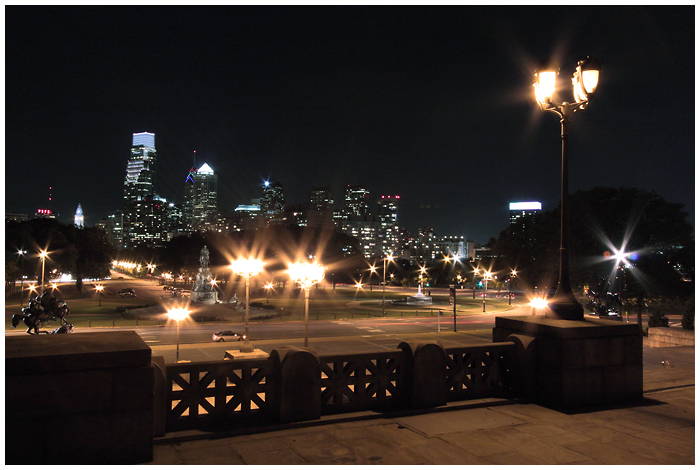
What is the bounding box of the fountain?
[392,283,433,305]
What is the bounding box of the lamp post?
[534,56,601,320]
[264,282,273,303]
[482,270,492,313]
[382,255,394,317]
[39,250,48,295]
[95,285,104,306]
[508,269,517,305]
[167,307,189,362]
[287,261,325,347]
[17,250,26,306]
[230,257,265,353]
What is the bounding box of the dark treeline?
[486,187,694,303]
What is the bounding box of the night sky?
[5,6,695,244]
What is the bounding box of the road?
[8,276,679,364]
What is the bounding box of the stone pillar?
[398,341,447,409]
[505,334,537,400]
[152,356,166,437]
[5,331,154,464]
[494,316,642,409]
[269,347,321,423]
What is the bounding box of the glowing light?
[287,261,325,290]
[167,307,190,322]
[509,202,542,211]
[197,163,214,175]
[231,257,265,278]
[530,297,548,310]
[534,69,557,106]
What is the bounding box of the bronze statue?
[12,292,73,334]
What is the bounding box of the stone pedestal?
[189,290,218,304]
[5,331,154,464]
[494,316,642,409]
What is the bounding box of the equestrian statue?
[12,291,74,334]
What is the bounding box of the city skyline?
[5,6,694,244]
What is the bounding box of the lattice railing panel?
[165,359,273,431]
[444,342,515,400]
[319,350,405,413]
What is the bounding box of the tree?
[491,187,694,301]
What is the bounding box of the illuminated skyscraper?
[260,181,285,224]
[343,185,371,218]
[74,203,84,227]
[183,163,218,229]
[509,202,542,226]
[377,195,400,255]
[123,132,159,247]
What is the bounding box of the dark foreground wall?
[5,331,154,464]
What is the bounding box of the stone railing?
[158,340,518,434]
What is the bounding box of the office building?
[184,163,218,229]
[260,181,285,224]
[377,195,400,256]
[509,201,542,226]
[123,132,158,247]
[308,187,334,228]
[343,185,371,217]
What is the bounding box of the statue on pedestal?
[191,245,218,304]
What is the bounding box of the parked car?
[212,331,245,342]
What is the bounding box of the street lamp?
[230,257,265,353]
[264,282,273,303]
[534,56,601,320]
[382,255,394,317]
[39,250,48,295]
[530,297,549,316]
[287,261,325,347]
[17,250,26,306]
[508,269,517,305]
[95,285,104,306]
[482,270,492,313]
[167,307,189,362]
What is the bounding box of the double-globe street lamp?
[287,261,325,347]
[534,56,601,320]
[167,307,190,363]
[382,255,394,317]
[230,257,265,354]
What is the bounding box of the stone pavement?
[146,345,694,465]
